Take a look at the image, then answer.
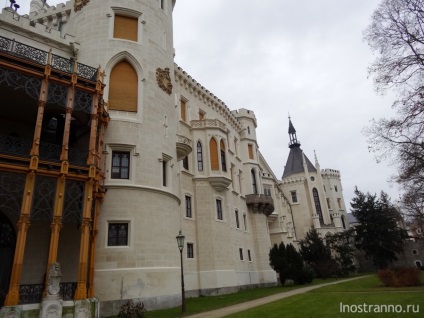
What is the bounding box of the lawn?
[136,276,362,318]
[225,274,424,318]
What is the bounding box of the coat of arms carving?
[74,0,90,12]
[156,67,173,95]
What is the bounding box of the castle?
[0,1,348,317]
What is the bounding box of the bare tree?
[364,0,424,207]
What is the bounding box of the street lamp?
[176,230,186,313]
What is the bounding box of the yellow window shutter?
[248,144,254,159]
[114,15,138,41]
[109,61,138,112]
[210,138,219,170]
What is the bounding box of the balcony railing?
[191,119,227,131]
[0,134,88,165]
[0,35,97,80]
[18,282,77,304]
[0,134,31,157]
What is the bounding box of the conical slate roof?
[282,146,316,178]
[282,118,317,178]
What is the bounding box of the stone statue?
[46,262,62,299]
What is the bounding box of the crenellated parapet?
[29,1,72,18]
[232,108,257,128]
[174,64,242,131]
[29,1,72,33]
[280,176,306,185]
[321,168,341,180]
[0,7,74,51]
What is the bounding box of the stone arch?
[209,137,219,171]
[104,52,144,113]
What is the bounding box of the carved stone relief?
[74,0,90,12]
[156,67,173,95]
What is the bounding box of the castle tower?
[66,0,184,311]
[281,118,349,239]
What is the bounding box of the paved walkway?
[186,276,367,318]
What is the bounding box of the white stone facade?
[0,1,348,316]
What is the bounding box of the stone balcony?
[245,194,275,216]
[176,134,192,161]
[191,119,227,133]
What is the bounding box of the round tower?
[67,0,182,312]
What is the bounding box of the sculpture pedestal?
[39,299,63,318]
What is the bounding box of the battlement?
[232,108,257,127]
[0,7,74,51]
[280,176,306,185]
[29,1,71,18]
[321,168,341,179]
[174,64,242,131]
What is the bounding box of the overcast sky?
[17,0,400,208]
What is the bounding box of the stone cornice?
[105,184,181,205]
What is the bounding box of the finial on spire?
[314,150,320,166]
[288,117,300,148]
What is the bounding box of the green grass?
[225,274,424,318]
[142,276,363,318]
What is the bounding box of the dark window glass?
[235,210,240,228]
[312,188,323,220]
[251,169,257,194]
[187,243,194,258]
[291,191,298,203]
[197,142,203,171]
[162,160,167,186]
[108,223,128,246]
[239,248,243,260]
[216,199,223,220]
[248,249,251,261]
[185,196,192,218]
[182,156,189,170]
[111,151,130,179]
[243,214,247,231]
[221,149,227,172]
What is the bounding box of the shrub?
[118,300,146,318]
[294,264,314,284]
[377,267,422,287]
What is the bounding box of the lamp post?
[176,230,186,313]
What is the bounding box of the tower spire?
[288,117,300,148]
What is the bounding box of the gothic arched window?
[210,138,219,171]
[312,188,323,220]
[197,141,203,171]
[251,169,257,194]
[220,139,227,172]
[109,60,138,112]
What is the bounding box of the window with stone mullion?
[111,151,130,179]
[108,223,128,246]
